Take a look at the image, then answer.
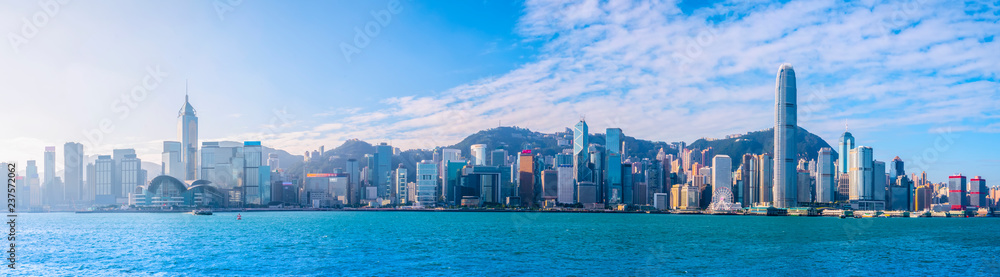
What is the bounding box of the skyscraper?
[948,175,967,210]
[711,155,731,197]
[394,164,408,204]
[43,146,57,205]
[889,156,904,181]
[120,154,143,199]
[178,93,199,180]
[773,63,797,208]
[816,148,835,203]
[243,141,262,205]
[606,128,623,155]
[849,146,874,201]
[346,159,360,204]
[63,142,84,203]
[873,161,887,202]
[374,143,393,198]
[556,155,574,204]
[757,153,773,205]
[94,155,115,205]
[970,176,986,208]
[490,148,507,166]
[162,141,184,180]
[25,161,39,208]
[838,131,855,174]
[415,160,437,207]
[518,151,536,207]
[470,144,487,166]
[573,120,590,184]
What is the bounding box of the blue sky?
[1,0,998,184]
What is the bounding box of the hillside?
[686,126,837,169]
[283,126,836,182]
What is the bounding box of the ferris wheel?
[710,186,741,211]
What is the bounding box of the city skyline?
[2,0,999,184]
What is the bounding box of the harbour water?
[12,212,1000,276]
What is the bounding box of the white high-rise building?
[773,63,798,208]
[711,155,732,195]
[470,144,487,166]
[849,146,874,201]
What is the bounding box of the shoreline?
[48,207,998,217]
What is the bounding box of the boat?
[191,209,213,215]
[839,214,846,219]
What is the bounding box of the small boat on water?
[191,209,213,215]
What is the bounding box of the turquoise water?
[10,211,1000,276]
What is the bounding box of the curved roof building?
[132,175,225,208]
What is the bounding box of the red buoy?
[237,214,242,220]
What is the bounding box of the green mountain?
[284,126,835,181]
[687,126,837,169]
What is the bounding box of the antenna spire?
[185,79,189,102]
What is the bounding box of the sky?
[1,0,998,184]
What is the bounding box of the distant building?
[470,144,487,166]
[267,153,280,170]
[711,155,731,197]
[162,141,184,180]
[63,142,84,204]
[394,164,408,205]
[914,184,933,211]
[849,146,874,201]
[816,148,835,203]
[606,152,622,204]
[969,176,986,208]
[573,120,590,185]
[541,169,558,201]
[556,163,574,204]
[415,160,437,207]
[797,170,811,204]
[873,161,887,202]
[757,154,773,205]
[374,143,393,198]
[43,146,57,205]
[838,131,855,174]
[243,141,263,205]
[948,175,968,210]
[94,156,115,205]
[120,154,145,201]
[178,93,199,180]
[518,151,536,207]
[653,193,669,210]
[490,149,507,166]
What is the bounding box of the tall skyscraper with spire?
[773,63,797,208]
[178,88,199,180]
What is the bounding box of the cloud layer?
[287,0,998,153]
